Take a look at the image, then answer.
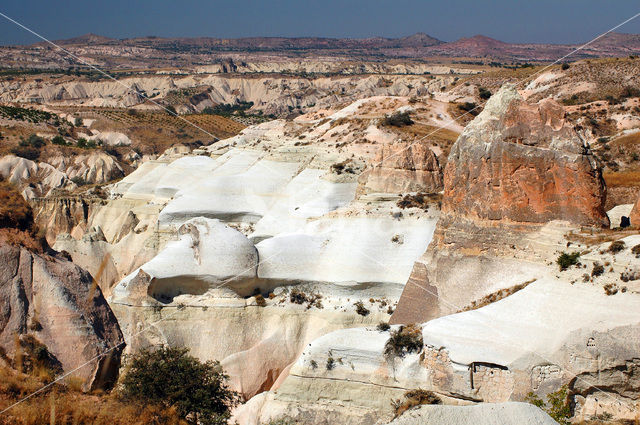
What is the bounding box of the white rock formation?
[0,155,76,199]
[386,403,558,425]
[49,151,125,184]
[241,276,640,424]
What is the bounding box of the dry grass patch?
[604,171,640,188]
[391,389,441,418]
[459,279,536,312]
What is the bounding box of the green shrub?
[525,385,571,425]
[377,322,391,332]
[354,301,370,317]
[458,102,478,114]
[607,240,626,254]
[51,135,67,145]
[478,87,492,100]
[120,346,239,425]
[74,117,83,127]
[382,111,413,127]
[561,63,570,70]
[384,324,423,359]
[632,244,640,258]
[556,252,580,271]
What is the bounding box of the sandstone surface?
[0,242,123,390]
[386,403,558,425]
[392,84,609,324]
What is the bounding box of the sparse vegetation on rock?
[607,240,626,254]
[392,389,441,418]
[382,111,413,127]
[525,385,571,425]
[384,324,423,359]
[557,252,581,271]
[354,301,370,316]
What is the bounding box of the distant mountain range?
[2,32,640,70]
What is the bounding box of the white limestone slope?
[72,136,439,401]
[241,278,640,424]
[386,403,559,425]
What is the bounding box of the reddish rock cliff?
[443,86,608,227]
[392,85,609,325]
[630,195,640,227]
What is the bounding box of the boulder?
[443,84,607,226]
[358,142,443,194]
[0,242,124,390]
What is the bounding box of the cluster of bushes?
[10,134,46,160]
[330,159,356,175]
[457,101,479,116]
[478,87,492,100]
[382,111,413,127]
[289,288,323,309]
[396,192,441,211]
[0,105,55,123]
[203,101,254,117]
[556,252,581,271]
[1,345,239,425]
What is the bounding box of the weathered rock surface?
[32,195,107,246]
[630,194,640,227]
[47,101,443,400]
[0,155,76,199]
[0,242,123,390]
[101,147,437,399]
[443,84,607,226]
[386,403,558,425]
[392,84,609,324]
[242,278,640,424]
[49,151,125,184]
[357,142,443,195]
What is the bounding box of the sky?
[1,0,640,46]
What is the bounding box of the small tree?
[525,385,571,425]
[51,135,67,145]
[120,346,239,425]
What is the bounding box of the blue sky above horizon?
[1,0,640,46]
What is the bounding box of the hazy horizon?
[1,0,640,46]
